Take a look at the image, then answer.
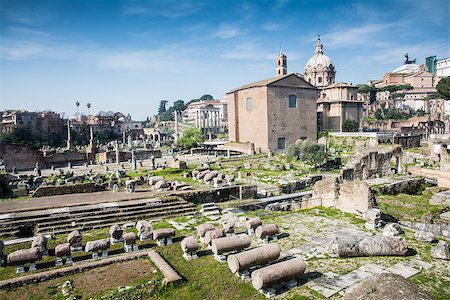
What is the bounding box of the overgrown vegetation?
[177,128,204,150]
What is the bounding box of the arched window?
[288,95,297,108]
[246,97,253,111]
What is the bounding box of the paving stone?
[408,258,433,270]
[386,263,420,279]
[358,263,385,274]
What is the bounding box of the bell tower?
[276,49,287,77]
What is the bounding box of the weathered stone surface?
[223,221,235,234]
[227,244,280,273]
[181,236,198,253]
[136,220,153,239]
[326,235,408,257]
[148,250,182,286]
[123,232,136,245]
[204,228,225,245]
[196,223,215,238]
[245,217,262,230]
[337,180,377,216]
[67,230,82,248]
[313,177,339,208]
[55,243,71,257]
[251,258,307,290]
[375,177,425,195]
[148,176,164,186]
[154,180,168,190]
[383,223,404,237]
[85,239,110,252]
[0,240,4,255]
[211,234,251,255]
[343,273,432,300]
[7,248,42,266]
[31,234,48,254]
[430,240,450,260]
[153,228,175,240]
[204,171,219,182]
[429,190,450,206]
[415,231,434,243]
[255,224,280,239]
[109,224,123,240]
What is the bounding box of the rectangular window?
[318,77,323,83]
[288,95,297,108]
[278,138,286,150]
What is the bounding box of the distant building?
[436,58,450,77]
[317,83,364,132]
[0,110,63,135]
[184,99,228,134]
[227,73,318,152]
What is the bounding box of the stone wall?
[0,143,45,171]
[372,177,425,195]
[31,183,107,197]
[280,175,323,194]
[177,185,257,203]
[399,221,450,239]
[217,142,255,155]
[341,145,403,180]
[43,151,93,167]
[408,167,450,188]
[313,178,377,216]
[97,150,162,163]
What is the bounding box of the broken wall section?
[312,177,377,216]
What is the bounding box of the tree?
[199,94,214,101]
[436,77,450,99]
[87,103,91,115]
[173,100,185,111]
[286,139,328,167]
[177,128,203,150]
[416,108,425,116]
[342,119,359,132]
[158,100,168,114]
[75,101,80,115]
[356,84,378,104]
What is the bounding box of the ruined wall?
[31,183,107,197]
[408,167,450,188]
[0,143,45,171]
[280,175,323,194]
[97,150,162,163]
[341,145,402,180]
[312,178,377,216]
[217,142,255,155]
[177,185,257,203]
[44,151,92,167]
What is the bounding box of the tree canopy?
[286,139,328,167]
[342,119,359,132]
[436,77,450,99]
[177,128,203,150]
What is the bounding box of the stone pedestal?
[101,249,108,258]
[28,262,36,271]
[183,251,198,261]
[16,265,25,274]
[214,253,227,262]
[55,257,63,266]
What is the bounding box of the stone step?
[36,203,196,231]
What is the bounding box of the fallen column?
[123,232,138,252]
[204,228,225,246]
[153,228,175,246]
[326,235,408,257]
[251,257,308,294]
[148,176,164,186]
[181,236,198,260]
[85,239,111,259]
[211,234,251,262]
[67,230,83,252]
[255,224,280,242]
[31,234,48,257]
[245,218,262,235]
[136,220,153,241]
[7,247,42,274]
[223,221,235,236]
[148,250,182,286]
[227,244,280,275]
[55,243,72,266]
[109,224,124,244]
[196,223,215,241]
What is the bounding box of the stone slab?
[408,258,433,270]
[386,263,420,279]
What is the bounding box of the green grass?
[377,188,448,222]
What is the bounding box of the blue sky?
[0,0,449,119]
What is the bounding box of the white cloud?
[262,22,282,31]
[122,0,202,18]
[322,23,388,48]
[215,24,241,39]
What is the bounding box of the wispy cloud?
[322,23,389,48]
[122,0,202,18]
[1,4,54,26]
[215,24,242,39]
[262,22,282,32]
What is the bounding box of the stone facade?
[304,36,336,87]
[227,73,318,152]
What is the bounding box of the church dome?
[305,36,334,70]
